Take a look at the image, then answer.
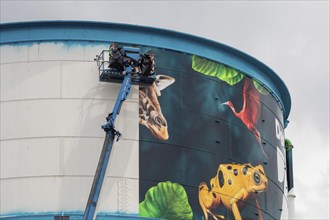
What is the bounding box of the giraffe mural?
[139,74,175,140]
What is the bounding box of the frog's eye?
[254,172,261,185]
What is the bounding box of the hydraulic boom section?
[83,44,156,220]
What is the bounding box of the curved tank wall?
[0,21,291,220]
[0,41,141,219]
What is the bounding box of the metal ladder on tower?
[83,44,156,220]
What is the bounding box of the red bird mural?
[222,78,268,159]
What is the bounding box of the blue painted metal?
[83,71,132,220]
[0,21,291,122]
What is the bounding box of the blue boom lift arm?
[83,44,156,220]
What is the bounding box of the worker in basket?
[108,43,125,72]
[139,50,156,77]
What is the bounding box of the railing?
[95,49,110,79]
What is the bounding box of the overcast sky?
[1,1,329,219]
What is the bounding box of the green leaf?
[222,70,244,85]
[192,55,244,85]
[139,181,193,220]
[253,80,270,95]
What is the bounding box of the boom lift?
[83,43,156,220]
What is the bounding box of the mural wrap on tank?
[136,46,286,219]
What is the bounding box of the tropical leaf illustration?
[192,55,244,85]
[253,80,270,95]
[139,181,193,220]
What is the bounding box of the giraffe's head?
[139,75,175,140]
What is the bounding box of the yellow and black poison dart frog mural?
[139,47,286,219]
[199,164,268,220]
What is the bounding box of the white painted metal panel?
[39,42,85,61]
[0,43,107,64]
[0,42,140,216]
[0,44,30,63]
[0,138,60,179]
[106,140,139,179]
[84,44,109,61]
[98,177,139,214]
[1,99,138,140]
[1,62,61,101]
[1,177,92,214]
[61,137,104,176]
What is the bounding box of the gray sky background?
[1,1,329,219]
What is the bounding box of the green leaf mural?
[139,181,193,220]
[192,55,244,85]
[192,55,270,95]
[253,80,270,95]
